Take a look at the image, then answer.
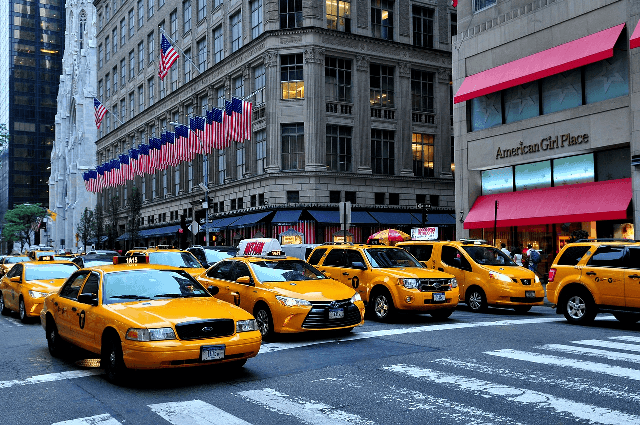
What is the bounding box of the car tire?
[46,318,67,358]
[368,289,395,322]
[254,305,274,341]
[513,306,532,314]
[102,335,127,384]
[0,292,9,316]
[19,297,28,323]
[612,312,640,324]
[466,288,487,312]
[430,309,454,320]
[562,289,596,324]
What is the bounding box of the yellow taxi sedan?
[40,256,261,383]
[126,246,205,277]
[0,255,30,278]
[0,260,79,322]
[196,238,365,339]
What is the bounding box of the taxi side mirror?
[236,276,252,285]
[77,293,98,306]
[207,286,220,295]
[351,261,367,270]
[10,276,21,283]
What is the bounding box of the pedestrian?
[512,247,524,267]
[527,243,540,273]
[500,243,510,257]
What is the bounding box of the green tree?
[107,195,120,249]
[95,203,105,249]
[127,187,143,249]
[77,207,96,253]
[2,203,49,251]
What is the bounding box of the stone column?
[397,62,413,176]
[436,69,452,177]
[304,47,326,172]
[264,50,281,173]
[355,55,372,174]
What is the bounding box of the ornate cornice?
[304,47,325,65]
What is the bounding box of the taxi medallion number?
[201,345,225,361]
[525,290,535,298]
[433,292,446,302]
[329,308,344,319]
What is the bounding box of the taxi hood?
[370,267,454,280]
[105,297,253,328]
[263,279,356,301]
[26,278,68,292]
[481,265,535,279]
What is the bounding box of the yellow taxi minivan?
[308,243,459,321]
[397,240,543,313]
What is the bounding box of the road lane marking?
[149,400,252,425]
[238,388,374,425]
[540,343,640,363]
[484,349,640,381]
[0,370,102,389]
[259,316,563,354]
[52,414,122,425]
[572,339,640,352]
[384,364,640,425]
[612,336,640,343]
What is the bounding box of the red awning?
[454,23,625,104]
[631,19,640,49]
[463,178,631,229]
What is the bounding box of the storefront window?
[504,82,539,124]
[514,160,550,191]
[585,36,629,104]
[553,154,594,186]
[470,92,501,131]
[542,69,582,115]
[481,166,512,195]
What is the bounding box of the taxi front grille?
[302,301,361,329]
[175,319,235,340]
[419,279,452,292]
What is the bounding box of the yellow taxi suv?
[397,240,543,313]
[546,239,640,325]
[307,243,459,322]
[40,255,261,384]
[126,246,205,277]
[0,260,79,322]
[196,238,365,339]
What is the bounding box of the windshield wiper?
[109,295,151,300]
[154,293,183,298]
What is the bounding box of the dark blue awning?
[202,216,241,232]
[229,211,272,228]
[272,209,302,224]
[352,211,378,224]
[411,213,456,225]
[140,225,182,238]
[369,212,422,225]
[308,210,339,224]
[116,233,130,241]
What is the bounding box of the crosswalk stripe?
[384,364,640,425]
[612,336,640,343]
[0,370,102,389]
[259,317,563,354]
[540,344,640,364]
[52,413,122,425]
[238,388,374,425]
[485,349,640,381]
[572,339,640,352]
[148,400,252,425]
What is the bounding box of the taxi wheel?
[46,318,67,358]
[254,305,274,340]
[466,288,487,312]
[513,306,531,314]
[369,290,395,322]
[103,335,127,383]
[612,312,640,324]
[19,297,28,323]
[430,309,454,320]
[0,293,9,316]
[563,290,596,324]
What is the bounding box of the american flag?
[224,100,235,146]
[158,134,169,170]
[119,154,130,184]
[175,124,190,162]
[94,98,107,129]
[164,132,177,166]
[239,98,253,141]
[190,116,206,155]
[158,34,179,80]
[211,108,224,149]
[96,165,106,191]
[129,148,139,177]
[149,138,161,172]
[83,171,97,192]
[110,159,121,187]
[138,144,150,175]
[231,97,244,142]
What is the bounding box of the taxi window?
[207,261,235,280]
[587,246,626,268]
[25,264,79,281]
[403,245,433,262]
[462,246,516,266]
[307,248,327,265]
[556,246,591,266]
[323,249,346,267]
[80,273,100,297]
[249,260,327,282]
[148,252,202,268]
[441,246,472,271]
[232,262,252,283]
[102,269,209,304]
[7,264,22,278]
[626,247,640,269]
[60,272,90,299]
[364,248,422,268]
[345,250,366,268]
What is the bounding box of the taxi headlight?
[28,290,51,299]
[535,275,540,284]
[450,278,458,288]
[488,272,512,283]
[351,292,362,303]
[399,278,420,289]
[236,319,258,333]
[275,296,312,307]
[125,327,176,341]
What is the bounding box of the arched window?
[79,10,87,49]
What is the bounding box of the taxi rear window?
[402,245,433,262]
[556,246,591,266]
[148,252,202,268]
[307,248,326,265]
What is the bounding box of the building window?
[251,195,257,207]
[99,13,103,31]
[197,0,206,21]
[112,67,118,92]
[171,65,178,91]
[287,191,299,203]
[412,133,434,177]
[345,191,356,204]
[148,32,155,64]
[325,57,351,102]
[106,4,111,20]
[106,74,111,97]
[388,193,399,205]
[98,80,104,101]
[280,0,302,29]
[450,12,457,40]
[184,49,191,83]
[371,0,394,40]
[105,36,110,61]
[251,0,263,39]
[138,85,144,111]
[281,53,304,99]
[129,92,135,117]
[326,125,352,172]
[188,162,193,191]
[231,199,237,210]
[197,38,207,73]
[473,0,496,12]
[174,166,180,194]
[120,59,126,86]
[214,0,222,8]
[159,0,165,9]
[412,5,433,48]
[254,64,265,105]
[148,77,155,105]
[411,69,434,112]
[255,129,266,174]
[137,0,144,27]
[371,129,394,175]
[112,28,118,54]
[148,0,154,17]
[231,11,242,52]
[214,26,224,63]
[129,50,135,78]
[170,9,178,39]
[326,0,350,32]
[375,192,385,205]
[233,76,244,97]
[112,105,118,128]
[138,41,144,71]
[218,151,226,183]
[236,144,245,179]
[120,18,126,45]
[329,191,341,203]
[282,123,304,170]
[183,0,192,33]
[217,86,225,107]
[98,44,103,68]
[120,98,126,122]
[160,79,166,98]
[370,64,394,107]
[128,9,135,37]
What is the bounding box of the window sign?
[411,227,438,240]
[515,160,551,191]
[482,166,512,195]
[471,92,502,131]
[553,153,594,186]
[542,69,582,115]
[504,82,539,124]
[585,38,629,104]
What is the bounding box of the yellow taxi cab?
[546,239,640,324]
[0,259,79,322]
[307,242,459,322]
[397,240,543,313]
[126,246,205,277]
[28,251,56,261]
[0,255,30,278]
[195,238,365,339]
[40,255,261,383]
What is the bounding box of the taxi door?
[71,272,102,352]
[230,261,258,311]
[438,245,473,300]
[3,264,23,311]
[316,249,356,289]
[201,260,237,305]
[581,246,626,307]
[625,247,640,308]
[338,249,369,299]
[55,271,90,341]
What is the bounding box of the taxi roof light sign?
[113,255,149,265]
[238,238,285,257]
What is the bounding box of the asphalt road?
[1,304,639,425]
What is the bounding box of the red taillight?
[146,255,149,263]
[548,268,556,282]
[113,256,118,265]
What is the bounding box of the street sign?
[339,201,352,231]
[189,221,200,234]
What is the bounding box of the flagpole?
[96,97,125,125]
[159,27,202,75]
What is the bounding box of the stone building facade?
[49,0,98,251]
[94,0,457,247]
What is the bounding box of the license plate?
[329,308,344,319]
[433,292,446,302]
[525,291,535,298]
[201,345,225,361]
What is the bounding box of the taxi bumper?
[273,301,365,334]
[395,287,460,312]
[24,296,44,318]
[490,285,545,306]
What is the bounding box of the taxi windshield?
[364,248,422,268]
[249,260,327,282]
[462,246,516,266]
[25,264,78,281]
[148,252,202,268]
[4,256,29,264]
[102,269,210,304]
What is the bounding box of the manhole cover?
[75,359,101,368]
